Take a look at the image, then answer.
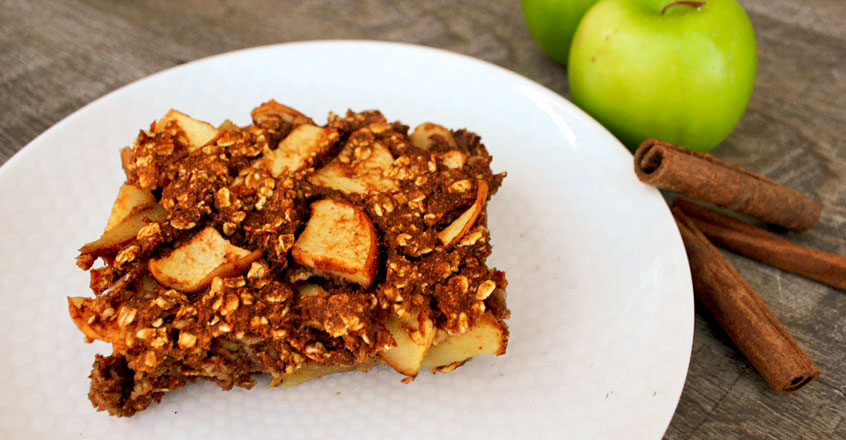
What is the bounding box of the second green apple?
[568,0,757,152]
[521,0,598,64]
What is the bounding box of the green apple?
[568,0,757,152]
[521,0,599,65]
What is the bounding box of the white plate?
[0,41,693,439]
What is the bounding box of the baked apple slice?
[409,122,457,149]
[148,226,261,292]
[436,180,489,247]
[291,199,379,288]
[380,312,436,377]
[420,311,507,372]
[257,124,339,177]
[251,99,314,127]
[67,276,159,345]
[67,297,109,342]
[154,109,219,151]
[278,362,377,388]
[309,129,398,194]
[80,205,167,256]
[105,184,157,231]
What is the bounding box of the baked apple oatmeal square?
[69,100,509,416]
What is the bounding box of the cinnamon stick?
[672,207,819,393]
[635,139,820,231]
[675,199,846,290]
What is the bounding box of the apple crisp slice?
[69,102,509,417]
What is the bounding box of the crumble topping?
[69,101,509,417]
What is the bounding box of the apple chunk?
[148,227,261,292]
[409,122,457,149]
[420,312,507,371]
[80,205,167,256]
[68,276,159,345]
[67,297,109,342]
[277,362,375,388]
[67,297,134,346]
[154,109,219,151]
[257,124,339,177]
[380,313,435,377]
[291,199,379,288]
[436,180,489,247]
[308,130,398,195]
[251,99,314,127]
[105,184,157,231]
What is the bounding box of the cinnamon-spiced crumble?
[69,101,509,416]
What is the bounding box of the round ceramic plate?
[0,41,693,439]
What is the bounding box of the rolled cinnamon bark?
[635,139,820,231]
[675,199,846,290]
[673,207,820,393]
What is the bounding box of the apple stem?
[661,1,706,15]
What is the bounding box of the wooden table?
[2,1,843,438]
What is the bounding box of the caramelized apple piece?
[258,124,339,177]
[420,312,507,371]
[251,99,314,127]
[67,297,108,342]
[148,227,261,292]
[67,297,136,347]
[291,199,379,287]
[80,205,167,256]
[278,362,376,388]
[68,276,160,346]
[309,129,398,194]
[409,122,457,149]
[380,313,435,377]
[189,249,262,292]
[105,184,157,231]
[154,109,219,151]
[436,180,489,247]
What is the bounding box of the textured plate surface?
[0,41,692,439]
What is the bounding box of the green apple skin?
[568,0,757,152]
[521,0,599,65]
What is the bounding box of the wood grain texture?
[1,1,844,438]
